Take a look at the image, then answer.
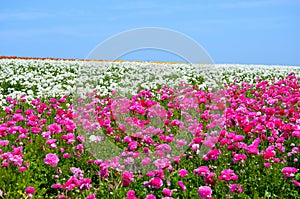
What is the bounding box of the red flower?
[243,125,252,133]
[140,100,146,107]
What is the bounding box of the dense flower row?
[0,70,299,198]
[1,59,300,108]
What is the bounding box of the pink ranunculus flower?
[13,113,25,122]
[76,135,85,142]
[145,194,157,199]
[162,188,172,196]
[78,178,92,190]
[154,158,171,169]
[263,145,276,160]
[149,177,163,189]
[63,176,79,190]
[194,166,210,177]
[122,170,135,187]
[126,190,139,199]
[178,169,189,178]
[18,166,27,172]
[0,140,9,147]
[203,149,222,161]
[264,163,271,168]
[292,180,300,187]
[198,186,212,199]
[292,130,300,138]
[178,180,186,191]
[232,153,247,163]
[47,123,62,134]
[52,183,64,189]
[85,194,96,199]
[70,167,84,178]
[281,167,299,178]
[229,184,243,194]
[128,141,138,151]
[63,153,71,159]
[44,153,59,167]
[25,186,35,198]
[176,139,187,147]
[204,172,216,185]
[141,157,151,166]
[219,169,238,181]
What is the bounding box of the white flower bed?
[0,59,299,108]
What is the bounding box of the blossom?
[178,169,189,178]
[0,189,5,197]
[5,152,23,167]
[141,157,151,165]
[76,135,85,142]
[44,153,59,167]
[178,181,186,191]
[63,153,71,159]
[128,141,138,151]
[233,153,247,163]
[149,177,163,189]
[63,176,79,190]
[198,186,212,199]
[145,194,157,199]
[0,140,9,147]
[25,186,35,198]
[70,167,84,178]
[85,194,96,199]
[204,172,216,185]
[58,194,70,199]
[176,139,187,147]
[18,166,27,172]
[194,166,210,177]
[264,163,271,168]
[281,167,299,178]
[52,183,64,189]
[47,123,62,134]
[219,169,238,181]
[292,130,300,138]
[243,125,252,133]
[154,158,171,169]
[162,188,172,196]
[46,139,57,148]
[229,184,243,194]
[122,170,135,187]
[203,149,222,161]
[13,113,25,122]
[292,180,300,187]
[263,145,276,160]
[3,60,300,198]
[156,144,172,153]
[78,178,92,190]
[126,190,139,199]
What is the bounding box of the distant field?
[0,58,299,198]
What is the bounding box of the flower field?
[0,59,300,198]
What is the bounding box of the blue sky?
[1,0,300,65]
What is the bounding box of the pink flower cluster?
[281,167,299,178]
[194,166,216,185]
[52,167,92,191]
[1,73,300,198]
[219,169,239,181]
[122,170,135,187]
